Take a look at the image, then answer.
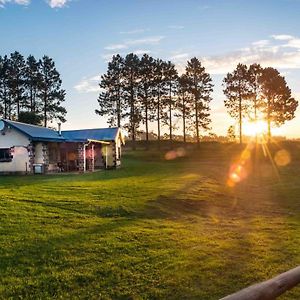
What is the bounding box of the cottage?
[0,119,124,174]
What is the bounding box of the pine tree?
[138,54,155,144]
[163,61,178,141]
[227,125,236,142]
[25,55,41,113]
[96,54,125,127]
[152,59,167,145]
[122,53,141,149]
[0,56,11,119]
[223,63,251,144]
[38,56,66,127]
[259,67,298,141]
[175,74,193,143]
[8,51,26,118]
[185,58,213,145]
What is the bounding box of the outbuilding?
[0,119,124,174]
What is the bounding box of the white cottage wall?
[0,127,30,173]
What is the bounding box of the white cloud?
[271,34,294,41]
[120,29,147,35]
[104,44,128,50]
[74,75,101,93]
[125,36,165,46]
[172,34,300,75]
[252,40,269,47]
[48,0,70,8]
[168,25,184,30]
[0,0,30,7]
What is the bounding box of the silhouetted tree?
[227,125,236,142]
[223,63,251,144]
[259,67,298,141]
[175,74,193,143]
[152,59,167,146]
[185,57,213,145]
[163,61,178,141]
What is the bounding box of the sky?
[1,0,300,138]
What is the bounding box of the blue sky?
[1,0,300,137]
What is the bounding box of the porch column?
[88,144,95,172]
[42,143,49,173]
[78,143,85,173]
[27,142,35,174]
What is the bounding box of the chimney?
[58,123,62,136]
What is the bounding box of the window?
[0,148,12,162]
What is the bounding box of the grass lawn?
[1,142,300,299]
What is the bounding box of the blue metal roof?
[3,119,65,142]
[62,127,120,142]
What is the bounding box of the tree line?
[96,54,213,148]
[0,51,66,127]
[97,53,298,146]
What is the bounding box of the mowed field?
[1,142,300,299]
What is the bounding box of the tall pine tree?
[38,56,66,127]
[223,63,251,144]
[185,58,213,145]
[96,54,125,127]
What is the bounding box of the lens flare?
[165,148,187,160]
[274,149,291,166]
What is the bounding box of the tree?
[38,56,66,127]
[122,53,141,149]
[248,63,263,124]
[25,55,40,113]
[223,63,251,144]
[163,61,178,141]
[8,51,26,118]
[259,67,298,141]
[227,125,236,142]
[185,57,213,145]
[175,74,193,143]
[18,111,42,125]
[0,56,11,119]
[96,54,125,127]
[152,59,168,146]
[138,54,155,144]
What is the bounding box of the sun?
[244,120,268,137]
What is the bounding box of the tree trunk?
[117,87,121,128]
[44,92,47,127]
[145,97,149,149]
[183,92,186,143]
[169,84,172,141]
[157,89,161,148]
[239,94,242,144]
[195,100,199,145]
[4,89,7,119]
[131,90,135,150]
[267,98,271,143]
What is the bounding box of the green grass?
[1,142,300,299]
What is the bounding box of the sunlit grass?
[1,143,300,299]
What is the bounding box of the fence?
[220,266,300,300]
